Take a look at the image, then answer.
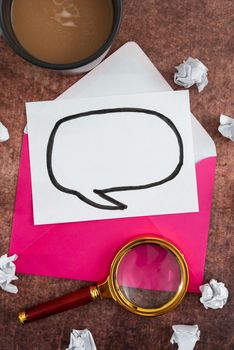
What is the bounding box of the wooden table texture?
[0,1,233,349]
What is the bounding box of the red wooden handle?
[18,286,96,324]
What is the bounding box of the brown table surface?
[0,1,234,349]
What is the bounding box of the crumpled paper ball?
[170,325,200,350]
[218,114,234,141]
[199,279,229,309]
[174,57,208,92]
[0,122,10,142]
[66,329,96,350]
[0,254,18,293]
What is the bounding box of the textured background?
[0,0,234,349]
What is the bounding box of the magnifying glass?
[18,237,189,324]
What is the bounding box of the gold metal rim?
[90,286,101,300]
[107,236,189,316]
[18,311,27,325]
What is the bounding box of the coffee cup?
[0,0,122,73]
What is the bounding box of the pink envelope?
[9,43,216,293]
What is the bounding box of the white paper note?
[174,57,208,92]
[200,279,229,309]
[218,114,234,141]
[0,254,18,293]
[65,329,96,350]
[27,90,198,225]
[0,122,10,142]
[170,325,200,350]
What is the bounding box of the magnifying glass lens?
[116,243,182,309]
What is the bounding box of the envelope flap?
[58,42,216,162]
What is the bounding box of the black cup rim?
[0,0,122,70]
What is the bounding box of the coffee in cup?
[0,0,122,72]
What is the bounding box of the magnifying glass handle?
[18,285,99,324]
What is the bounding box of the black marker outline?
[46,108,184,210]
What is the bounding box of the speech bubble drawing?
[46,107,184,210]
